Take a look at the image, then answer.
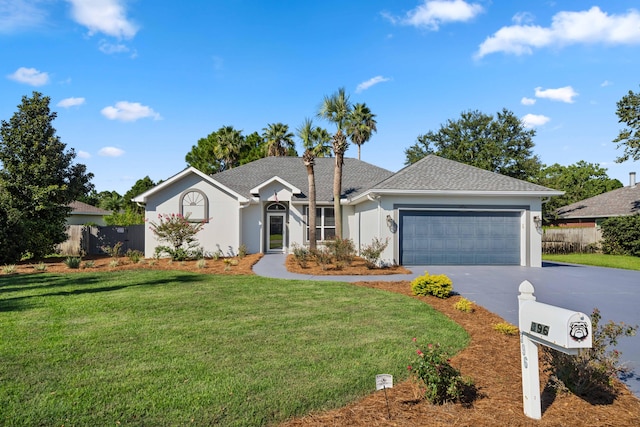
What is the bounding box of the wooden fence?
[56,225,145,256]
[542,227,602,254]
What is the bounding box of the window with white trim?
[304,206,335,241]
[180,189,209,222]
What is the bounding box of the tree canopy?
[185,125,250,174]
[613,86,640,163]
[404,108,542,182]
[0,92,93,261]
[537,161,623,220]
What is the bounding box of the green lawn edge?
[0,271,469,426]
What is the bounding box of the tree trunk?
[305,161,317,250]
[332,131,347,239]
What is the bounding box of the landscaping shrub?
[324,237,356,265]
[64,256,82,269]
[311,247,333,270]
[600,215,640,256]
[542,308,638,399]
[411,271,453,298]
[126,249,143,263]
[291,243,311,268]
[454,297,474,313]
[238,243,247,259]
[493,322,519,335]
[360,237,389,268]
[101,242,123,258]
[149,213,205,261]
[2,264,17,274]
[408,338,473,404]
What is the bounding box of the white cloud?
[66,0,138,39]
[521,114,550,128]
[512,12,535,25]
[0,0,48,33]
[601,80,613,87]
[101,101,161,122]
[98,147,125,157]
[7,67,50,86]
[99,40,130,54]
[534,86,578,103]
[355,76,391,93]
[521,97,536,106]
[77,150,91,159]
[385,0,483,30]
[476,6,640,58]
[57,97,86,108]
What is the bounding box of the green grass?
[0,271,468,426]
[543,253,640,271]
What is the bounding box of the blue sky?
[2,0,640,195]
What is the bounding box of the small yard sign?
[375,374,393,391]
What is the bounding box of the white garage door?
[400,211,521,265]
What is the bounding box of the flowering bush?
[408,338,473,404]
[360,237,389,269]
[149,213,206,261]
[543,308,638,399]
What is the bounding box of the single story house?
[132,155,562,267]
[67,200,112,226]
[553,172,639,228]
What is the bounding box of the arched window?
[180,189,209,222]
[267,202,286,212]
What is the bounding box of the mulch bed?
[285,255,412,275]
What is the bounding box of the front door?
[267,213,285,252]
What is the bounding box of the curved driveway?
[253,254,640,397]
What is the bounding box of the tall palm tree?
[318,87,351,239]
[214,125,245,171]
[347,103,377,160]
[262,122,295,157]
[297,119,332,250]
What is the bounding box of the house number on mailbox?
[530,321,549,336]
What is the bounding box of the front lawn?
[543,253,640,271]
[0,271,468,426]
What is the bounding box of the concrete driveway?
[253,255,640,397]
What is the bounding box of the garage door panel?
[400,211,520,265]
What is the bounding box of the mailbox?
[518,280,593,420]
[519,300,592,352]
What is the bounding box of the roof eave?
[347,189,564,205]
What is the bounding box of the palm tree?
[347,103,377,160]
[318,87,352,238]
[262,122,295,157]
[214,125,245,171]
[297,119,332,250]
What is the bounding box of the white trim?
[267,212,286,253]
[347,189,564,205]
[250,176,302,196]
[132,167,250,204]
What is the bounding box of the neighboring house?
[67,201,112,226]
[553,172,639,228]
[132,155,562,267]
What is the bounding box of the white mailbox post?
[518,280,592,419]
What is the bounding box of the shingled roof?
[556,183,640,219]
[212,156,394,202]
[369,155,560,194]
[68,200,111,215]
